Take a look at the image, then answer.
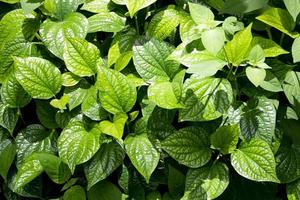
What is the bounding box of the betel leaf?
[84,141,125,189]
[147,7,180,40]
[188,2,214,25]
[283,0,300,21]
[88,12,126,33]
[287,178,300,200]
[201,28,226,55]
[63,185,86,200]
[179,76,233,121]
[210,124,240,155]
[168,165,185,198]
[161,127,211,168]
[231,139,279,182]
[50,95,69,110]
[224,23,252,66]
[81,0,110,13]
[252,36,289,57]
[184,162,229,199]
[256,7,299,38]
[62,72,81,87]
[292,37,300,63]
[63,38,100,77]
[133,38,180,82]
[97,65,137,114]
[283,71,300,105]
[221,0,268,14]
[43,0,80,20]
[0,102,18,135]
[88,180,122,200]
[57,116,101,173]
[99,113,128,139]
[0,130,16,181]
[40,12,88,59]
[246,67,266,87]
[64,81,89,111]
[14,57,62,99]
[126,0,157,17]
[124,133,159,183]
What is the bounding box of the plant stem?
[279,33,285,46]
[266,27,272,40]
[135,16,140,35]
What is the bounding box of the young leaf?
[88,12,126,33]
[231,139,279,182]
[84,141,125,189]
[292,37,300,63]
[14,57,62,99]
[81,0,110,13]
[126,0,157,17]
[97,65,137,114]
[283,0,300,21]
[50,95,69,110]
[99,113,128,139]
[246,67,266,87]
[44,0,80,20]
[124,133,159,183]
[252,36,289,57]
[210,124,240,155]
[63,38,100,77]
[161,127,211,168]
[188,2,214,25]
[201,28,226,55]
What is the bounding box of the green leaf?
[148,81,184,109]
[63,185,86,200]
[224,23,253,66]
[88,12,126,33]
[57,116,101,173]
[64,81,89,111]
[283,0,300,21]
[247,45,265,66]
[179,77,233,121]
[62,72,81,87]
[147,7,180,40]
[276,145,300,183]
[231,139,279,182]
[35,100,59,129]
[0,130,16,181]
[14,57,62,99]
[96,65,137,114]
[221,0,268,14]
[283,71,300,105]
[292,37,300,63]
[40,12,88,59]
[44,0,80,20]
[99,113,128,139]
[168,165,185,198]
[161,127,211,168]
[287,178,300,200]
[188,2,214,25]
[246,67,266,87]
[252,36,289,57]
[184,162,229,199]
[133,38,180,82]
[84,141,125,189]
[256,7,299,38]
[239,109,259,140]
[222,16,244,35]
[1,72,31,108]
[50,95,69,110]
[63,38,100,77]
[88,180,122,200]
[127,0,157,17]
[0,102,18,134]
[124,133,159,183]
[201,28,226,55]
[260,71,283,92]
[210,124,240,155]
[81,0,110,13]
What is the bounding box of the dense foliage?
[0,0,300,199]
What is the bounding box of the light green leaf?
[50,95,69,110]
[147,7,180,40]
[224,23,253,66]
[63,38,100,77]
[44,0,80,20]
[133,38,180,82]
[260,71,282,92]
[40,13,88,59]
[252,36,289,57]
[184,162,229,199]
[64,81,89,111]
[0,131,16,181]
[246,67,266,87]
[179,18,203,43]
[124,133,159,183]
[210,124,240,155]
[283,0,300,21]
[88,180,122,200]
[179,77,233,121]
[222,16,244,35]
[63,185,86,200]
[97,65,137,114]
[247,45,265,66]
[292,37,300,63]
[256,7,299,38]
[99,113,128,139]
[162,127,211,168]
[0,102,18,135]
[14,57,62,99]
[57,116,101,173]
[1,72,31,108]
[188,2,214,25]
[231,139,279,182]
[287,178,300,200]
[88,12,126,33]
[201,28,226,55]
[127,0,157,17]
[84,141,125,189]
[81,0,110,13]
[221,0,268,14]
[62,72,81,87]
[148,81,184,109]
[283,71,300,105]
